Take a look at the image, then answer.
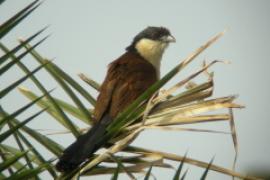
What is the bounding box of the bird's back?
[93,51,158,122]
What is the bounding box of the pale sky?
[1,0,270,179]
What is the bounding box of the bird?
[55,26,176,172]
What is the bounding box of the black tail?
[56,115,112,172]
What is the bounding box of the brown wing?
[93,52,157,122]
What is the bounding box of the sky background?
[1,0,270,179]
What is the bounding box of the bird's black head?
[126,26,175,52]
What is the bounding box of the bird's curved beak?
[161,35,176,43]
[167,35,176,43]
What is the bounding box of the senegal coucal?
[56,26,176,172]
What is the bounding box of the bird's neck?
[135,39,168,79]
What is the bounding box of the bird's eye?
[152,33,164,40]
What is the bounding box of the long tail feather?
[56,114,112,172]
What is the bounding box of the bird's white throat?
[135,38,168,78]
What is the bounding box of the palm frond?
[0,0,41,39]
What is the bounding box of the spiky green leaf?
[0,0,41,39]
[0,26,48,66]
[110,163,120,180]
[0,90,51,127]
[0,42,81,137]
[173,152,188,180]
[0,151,28,172]
[5,164,47,180]
[0,60,49,97]
[0,108,47,143]
[200,157,214,180]
[144,165,153,180]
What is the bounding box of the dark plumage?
[126,26,172,52]
[56,26,175,172]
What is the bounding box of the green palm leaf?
[5,164,48,180]
[19,87,89,125]
[200,157,214,180]
[18,41,95,123]
[0,90,51,127]
[0,36,48,76]
[0,108,47,143]
[0,151,28,172]
[110,163,120,180]
[143,165,153,180]
[0,41,81,137]
[0,26,48,66]
[0,0,41,39]
[173,152,188,180]
[10,118,64,157]
[0,60,50,97]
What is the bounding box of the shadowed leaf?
[0,0,41,39]
[0,109,64,157]
[5,121,36,178]
[18,87,88,128]
[0,0,6,5]
[18,39,94,122]
[180,169,188,180]
[0,60,49,97]
[19,40,88,135]
[110,163,120,180]
[173,152,188,180]
[11,118,64,156]
[46,61,96,106]
[0,151,28,172]
[5,163,48,180]
[0,90,52,127]
[1,128,57,178]
[0,26,48,66]
[200,157,214,180]
[144,165,153,180]
[0,108,47,143]
[0,36,48,76]
[1,41,81,137]
[109,154,136,179]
